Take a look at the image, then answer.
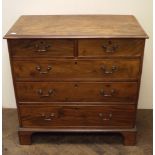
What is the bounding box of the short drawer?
[19,105,136,128]
[9,39,74,57]
[13,59,140,81]
[78,39,145,57]
[16,82,138,102]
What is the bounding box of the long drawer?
[16,82,138,102]
[9,39,74,57]
[78,39,144,57]
[12,59,140,81]
[19,105,136,128]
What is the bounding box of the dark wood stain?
[78,39,145,57]
[16,82,138,102]
[4,15,148,145]
[19,105,136,128]
[9,39,74,57]
[12,59,140,81]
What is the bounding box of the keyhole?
[75,61,77,64]
[74,84,78,87]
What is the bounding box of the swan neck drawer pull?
[36,65,52,74]
[98,113,113,121]
[101,66,117,74]
[100,89,115,97]
[102,40,118,53]
[41,113,55,121]
[37,89,54,97]
[35,41,50,53]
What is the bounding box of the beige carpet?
[3,109,152,155]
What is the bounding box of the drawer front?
[13,59,140,81]
[79,39,145,57]
[9,39,74,57]
[16,82,138,102]
[19,105,136,128]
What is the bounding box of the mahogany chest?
[4,15,148,145]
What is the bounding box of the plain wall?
[2,0,153,109]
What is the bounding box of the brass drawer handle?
[41,113,55,121]
[102,40,118,53]
[36,65,52,74]
[99,113,112,121]
[37,89,54,97]
[35,41,50,53]
[101,66,117,74]
[100,89,115,97]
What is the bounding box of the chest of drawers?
[4,15,148,145]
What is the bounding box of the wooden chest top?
[4,15,148,39]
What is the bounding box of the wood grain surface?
[9,39,74,57]
[4,15,148,39]
[16,82,138,102]
[12,59,140,81]
[19,105,136,128]
[79,39,145,57]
